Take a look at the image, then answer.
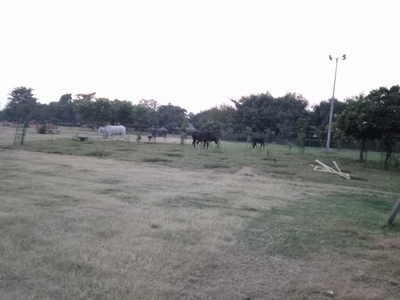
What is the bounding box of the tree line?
[1,85,399,168]
[0,88,187,133]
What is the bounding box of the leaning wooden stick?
[388,200,400,226]
[315,160,336,172]
[332,161,342,172]
[314,160,351,180]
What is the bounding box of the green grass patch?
[241,193,400,259]
[14,138,400,193]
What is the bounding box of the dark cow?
[251,137,265,149]
[192,131,220,149]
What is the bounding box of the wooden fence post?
[388,200,400,226]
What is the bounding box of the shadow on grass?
[141,157,172,163]
[85,150,111,157]
[203,163,230,169]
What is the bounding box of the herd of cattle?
[96,125,265,149]
[2,122,267,148]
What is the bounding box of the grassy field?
[1,126,400,299]
[9,134,400,193]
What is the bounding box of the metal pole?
[326,57,339,151]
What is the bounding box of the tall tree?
[92,98,113,125]
[4,87,38,122]
[337,86,400,168]
[310,99,347,145]
[130,105,150,130]
[134,100,159,129]
[73,94,112,126]
[111,100,134,125]
[157,104,187,132]
[232,92,308,140]
[53,93,76,124]
[336,95,379,161]
[191,105,236,131]
[367,86,400,168]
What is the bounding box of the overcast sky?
[0,0,399,113]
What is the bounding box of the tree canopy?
[337,86,400,168]
[3,87,38,122]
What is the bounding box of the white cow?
[98,125,126,139]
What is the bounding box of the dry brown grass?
[1,127,400,299]
[0,150,300,299]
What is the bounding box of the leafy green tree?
[157,103,187,132]
[30,103,51,122]
[131,104,156,130]
[46,94,77,124]
[73,97,94,125]
[232,92,308,141]
[73,95,112,126]
[337,86,400,168]
[367,86,400,168]
[336,95,379,161]
[309,99,347,145]
[201,120,223,134]
[231,93,274,133]
[191,105,236,133]
[59,93,72,105]
[92,98,113,125]
[4,87,38,122]
[111,100,134,125]
[73,93,96,125]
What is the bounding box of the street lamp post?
[326,54,346,151]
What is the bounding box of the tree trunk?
[388,200,400,226]
[384,151,392,170]
[20,120,29,145]
[383,137,393,170]
[359,139,366,162]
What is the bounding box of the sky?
[0,0,399,113]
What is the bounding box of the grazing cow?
[98,125,126,139]
[251,137,265,149]
[192,131,220,149]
